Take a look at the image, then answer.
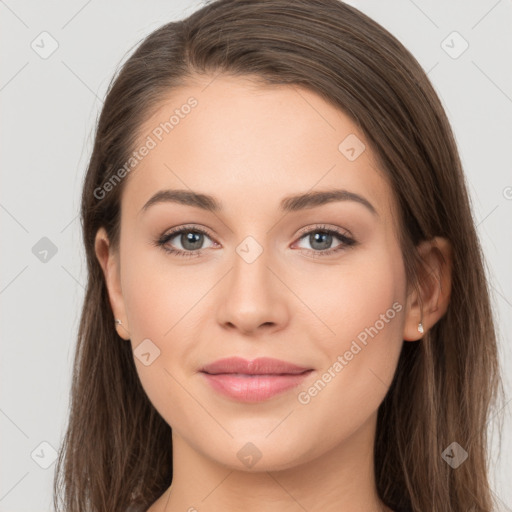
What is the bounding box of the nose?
[216,246,290,336]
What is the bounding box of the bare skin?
[95,74,451,512]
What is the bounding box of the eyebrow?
[140,188,377,216]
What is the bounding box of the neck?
[148,412,391,512]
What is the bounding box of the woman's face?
[98,74,417,471]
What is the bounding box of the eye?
[155,225,217,257]
[293,225,356,257]
[153,223,357,258]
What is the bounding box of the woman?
[53,1,503,511]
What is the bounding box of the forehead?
[121,74,396,223]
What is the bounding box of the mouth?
[199,357,314,402]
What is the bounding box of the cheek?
[301,244,406,348]
[118,238,213,421]
[120,260,201,430]
[120,235,208,340]
[330,260,404,344]
[299,246,406,412]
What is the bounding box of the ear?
[403,237,452,341]
[94,227,130,340]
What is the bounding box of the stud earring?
[115,318,130,339]
[418,322,424,334]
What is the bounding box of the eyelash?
[153,224,357,258]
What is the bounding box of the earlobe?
[94,227,130,340]
[402,236,452,341]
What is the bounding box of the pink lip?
[199,357,313,402]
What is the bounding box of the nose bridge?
[232,235,271,292]
[230,234,275,308]
[216,233,288,334]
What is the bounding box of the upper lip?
[200,357,312,375]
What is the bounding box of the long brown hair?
[53,1,504,510]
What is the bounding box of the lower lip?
[200,371,313,402]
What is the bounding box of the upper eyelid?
[162,224,349,236]
[295,223,353,239]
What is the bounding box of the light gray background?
[1,1,511,511]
